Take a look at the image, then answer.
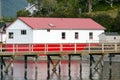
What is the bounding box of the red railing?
[0,43,88,53]
[0,43,120,54]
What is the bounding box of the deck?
[0,42,120,56]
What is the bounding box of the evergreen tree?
[111,10,120,34]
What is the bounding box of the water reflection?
[0,60,120,80]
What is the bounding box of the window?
[21,30,27,35]
[89,32,93,39]
[75,32,79,39]
[62,32,65,39]
[9,32,14,39]
[47,29,50,32]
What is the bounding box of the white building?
[6,17,105,44]
[99,32,120,43]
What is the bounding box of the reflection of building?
[99,32,120,43]
[6,17,105,44]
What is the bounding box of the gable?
[7,19,32,30]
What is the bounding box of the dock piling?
[35,56,38,80]
[89,54,93,79]
[68,54,71,80]
[109,54,112,79]
[80,55,82,79]
[47,55,50,80]
[24,55,27,80]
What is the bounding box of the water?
[0,56,120,80]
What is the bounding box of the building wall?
[6,19,104,44]
[33,29,104,43]
[2,33,6,43]
[106,36,120,43]
[99,34,120,43]
[99,34,106,43]
[6,19,33,44]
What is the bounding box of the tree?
[79,0,99,13]
[111,11,120,34]
[26,0,35,4]
[92,14,114,32]
[33,0,57,16]
[51,0,80,17]
[105,0,113,7]
[17,10,30,17]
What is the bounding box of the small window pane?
[75,32,79,39]
[47,29,50,32]
[21,30,26,35]
[9,32,13,39]
[62,32,65,39]
[89,32,93,39]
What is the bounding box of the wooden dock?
[0,43,120,80]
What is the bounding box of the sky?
[1,0,28,17]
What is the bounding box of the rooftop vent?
[48,23,55,27]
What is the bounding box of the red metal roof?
[18,17,105,30]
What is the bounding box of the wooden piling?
[58,56,61,77]
[109,54,112,79]
[80,55,82,79]
[47,55,50,80]
[1,57,3,72]
[68,54,71,79]
[0,57,4,73]
[4,56,14,74]
[35,56,38,80]
[89,54,93,79]
[24,55,27,80]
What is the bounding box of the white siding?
[6,19,33,44]
[0,33,6,43]
[106,36,120,43]
[3,33,6,43]
[99,34,106,43]
[33,29,104,43]
[99,34,120,43]
[6,19,104,44]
